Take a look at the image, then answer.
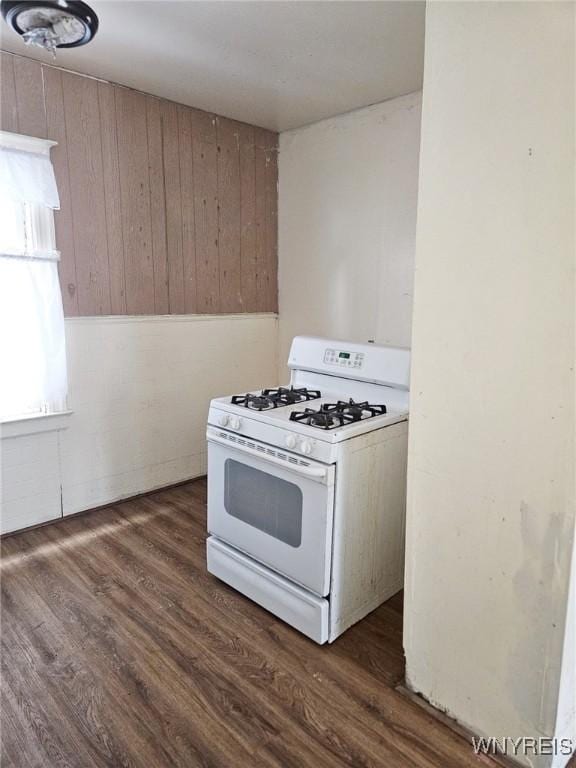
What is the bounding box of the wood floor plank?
[36,510,343,768]
[2,557,148,766]
[1,480,499,768]
[109,498,478,768]
[18,546,263,767]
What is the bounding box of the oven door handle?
[206,429,331,482]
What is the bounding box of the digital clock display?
[339,352,350,359]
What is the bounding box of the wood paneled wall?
[0,52,278,316]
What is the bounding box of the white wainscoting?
[1,313,279,533]
[1,429,63,534]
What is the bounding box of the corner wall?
[404,3,575,765]
[278,92,421,378]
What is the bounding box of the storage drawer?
[207,536,329,644]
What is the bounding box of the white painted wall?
[404,3,575,767]
[1,314,278,533]
[278,92,421,378]
[1,427,63,533]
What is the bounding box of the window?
[0,132,67,421]
[224,459,303,547]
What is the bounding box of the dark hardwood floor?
[1,479,497,767]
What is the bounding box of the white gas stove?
[206,336,410,644]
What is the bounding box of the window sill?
[0,410,73,439]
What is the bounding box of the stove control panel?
[284,434,315,455]
[323,348,364,369]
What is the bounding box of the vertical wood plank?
[62,72,110,316]
[98,81,126,315]
[178,106,197,314]
[115,86,155,314]
[217,118,242,313]
[265,143,279,313]
[13,56,46,137]
[146,96,169,314]
[254,135,267,314]
[160,101,184,314]
[238,124,257,313]
[254,128,278,313]
[0,53,19,132]
[193,108,218,143]
[192,111,220,313]
[43,66,78,316]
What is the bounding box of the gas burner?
[325,399,387,419]
[290,399,387,430]
[263,387,322,406]
[231,387,321,410]
[290,408,340,429]
[231,393,278,411]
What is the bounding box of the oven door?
[206,427,335,596]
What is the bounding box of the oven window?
[224,460,303,547]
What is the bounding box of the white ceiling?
[0,1,425,132]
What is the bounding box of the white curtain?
[0,140,67,420]
[0,146,60,209]
[0,258,67,416]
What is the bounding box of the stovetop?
[229,389,389,430]
[209,339,410,456]
[209,384,409,455]
[219,386,406,438]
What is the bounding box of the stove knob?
[230,416,241,431]
[300,440,313,456]
[285,434,297,450]
[218,414,230,427]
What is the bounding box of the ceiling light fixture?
[1,0,99,56]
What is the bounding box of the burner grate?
[289,399,387,430]
[263,387,322,406]
[231,387,322,411]
[231,393,278,411]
